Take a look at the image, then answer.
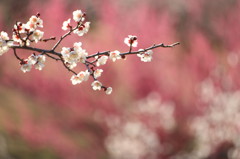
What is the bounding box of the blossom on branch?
[32,30,44,42]
[70,70,90,85]
[0,31,12,55]
[62,19,71,31]
[73,22,90,36]
[96,56,108,66]
[105,87,113,95]
[109,50,121,62]
[94,69,103,79]
[124,35,138,47]
[0,9,179,94]
[73,10,85,22]
[92,80,102,91]
[137,50,153,62]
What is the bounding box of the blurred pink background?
[0,0,240,159]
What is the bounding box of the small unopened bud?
[36,12,40,17]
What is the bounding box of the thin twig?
[13,48,23,62]
[51,21,83,51]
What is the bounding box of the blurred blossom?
[105,120,161,159]
[135,92,176,131]
[187,78,240,159]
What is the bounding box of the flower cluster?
[12,13,44,46]
[61,42,88,69]
[20,54,46,73]
[0,9,179,94]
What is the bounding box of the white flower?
[20,61,32,73]
[28,54,38,65]
[109,50,121,62]
[124,35,138,47]
[27,54,46,70]
[70,70,90,85]
[92,80,102,91]
[14,22,26,33]
[138,50,153,62]
[94,69,103,79]
[25,21,37,32]
[0,31,11,56]
[70,74,82,85]
[73,42,82,50]
[35,55,46,70]
[96,56,108,66]
[62,19,71,30]
[29,15,43,28]
[1,31,9,40]
[73,22,90,36]
[12,32,22,43]
[35,62,45,70]
[105,87,113,95]
[77,49,88,63]
[61,47,71,56]
[32,30,44,42]
[73,10,84,22]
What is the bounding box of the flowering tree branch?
[0,10,179,94]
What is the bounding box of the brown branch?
[13,48,23,62]
[51,21,83,51]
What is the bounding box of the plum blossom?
[96,56,108,66]
[70,70,90,85]
[34,55,46,70]
[91,80,102,90]
[137,50,153,62]
[93,69,103,79]
[73,10,84,22]
[28,15,43,28]
[20,60,32,73]
[25,15,43,32]
[109,50,121,62]
[14,22,26,33]
[62,19,71,30]
[61,45,88,68]
[73,22,90,36]
[124,35,138,47]
[27,54,46,71]
[105,87,113,95]
[0,31,12,55]
[32,30,44,42]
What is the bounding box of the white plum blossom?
[93,69,103,79]
[91,80,102,91]
[137,50,153,62]
[70,70,90,85]
[34,55,46,70]
[29,15,43,28]
[105,87,113,95]
[109,50,121,62]
[73,22,90,36]
[61,43,88,66]
[0,31,12,55]
[32,30,44,42]
[96,55,108,66]
[14,22,26,33]
[12,32,22,43]
[25,15,43,32]
[124,35,138,47]
[27,54,46,71]
[73,42,82,49]
[62,18,71,30]
[20,60,32,73]
[73,10,84,22]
